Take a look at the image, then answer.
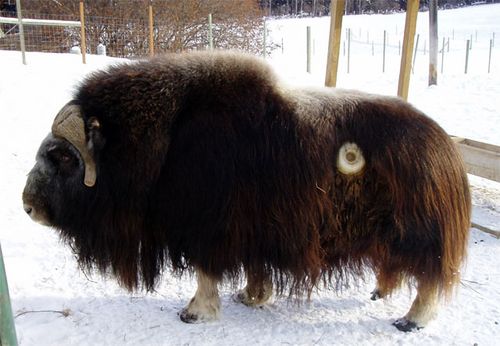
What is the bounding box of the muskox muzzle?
[23,162,52,225]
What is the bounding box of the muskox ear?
[87,117,105,154]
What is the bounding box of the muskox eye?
[59,154,72,163]
[48,148,75,167]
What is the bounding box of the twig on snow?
[15,308,72,319]
[460,281,483,296]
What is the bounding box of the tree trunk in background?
[429,0,438,85]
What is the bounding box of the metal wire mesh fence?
[0,1,269,60]
[0,11,80,53]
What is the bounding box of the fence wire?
[0,7,267,59]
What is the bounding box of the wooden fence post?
[429,0,438,85]
[325,0,345,87]
[397,0,420,100]
[79,1,86,64]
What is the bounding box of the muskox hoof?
[178,295,220,324]
[393,317,422,332]
[178,306,219,324]
[370,288,382,301]
[233,286,272,307]
[232,290,264,307]
[179,308,203,324]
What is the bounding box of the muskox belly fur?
[22,51,471,331]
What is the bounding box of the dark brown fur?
[23,51,470,310]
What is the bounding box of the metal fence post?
[307,26,311,73]
[465,40,470,74]
[412,33,420,74]
[208,13,213,50]
[441,37,445,74]
[488,39,492,73]
[0,243,18,346]
[347,27,351,73]
[15,0,26,65]
[263,20,267,58]
[382,30,386,73]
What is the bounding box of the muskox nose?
[24,204,33,215]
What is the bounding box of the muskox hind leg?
[234,270,273,307]
[370,268,403,301]
[393,282,439,332]
[179,268,220,323]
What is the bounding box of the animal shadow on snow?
[14,291,398,338]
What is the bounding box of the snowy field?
[1,4,499,346]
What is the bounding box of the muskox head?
[22,102,102,227]
[21,100,148,289]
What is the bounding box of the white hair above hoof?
[337,142,365,175]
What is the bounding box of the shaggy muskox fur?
[23,51,471,331]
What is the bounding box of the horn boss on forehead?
[51,102,96,187]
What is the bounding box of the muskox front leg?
[393,283,438,332]
[179,268,220,323]
[234,271,273,307]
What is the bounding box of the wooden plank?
[451,136,500,183]
[397,0,420,100]
[451,137,500,237]
[472,222,500,239]
[325,0,345,87]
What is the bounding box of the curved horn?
[52,102,97,187]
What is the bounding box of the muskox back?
[23,51,470,330]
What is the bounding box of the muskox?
[22,51,471,331]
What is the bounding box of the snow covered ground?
[1,4,499,346]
